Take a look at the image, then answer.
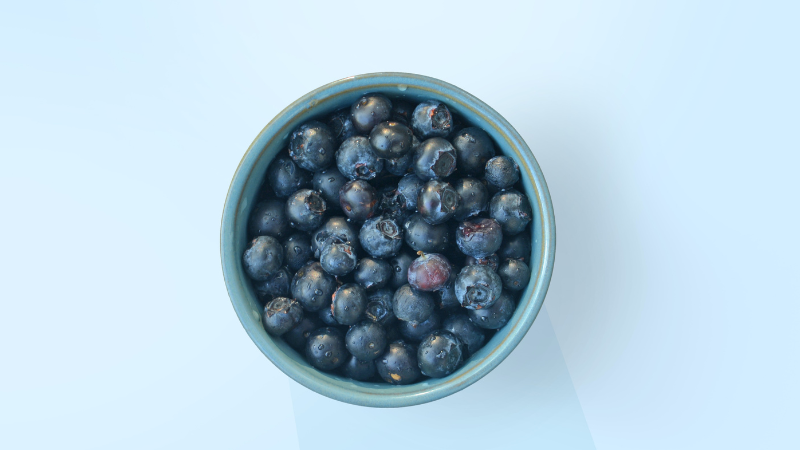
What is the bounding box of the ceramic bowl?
[220,72,555,407]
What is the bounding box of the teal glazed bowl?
[221,73,556,407]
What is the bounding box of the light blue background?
[1,1,797,448]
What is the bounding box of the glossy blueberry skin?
[465,253,500,272]
[396,173,424,210]
[388,251,415,289]
[454,265,503,310]
[468,291,515,329]
[456,218,503,258]
[339,180,378,222]
[376,340,421,385]
[327,108,359,144]
[305,327,347,371]
[484,156,520,190]
[385,152,413,176]
[369,121,414,159]
[417,330,464,378]
[311,217,358,258]
[489,190,533,236]
[359,215,404,258]
[346,320,388,361]
[442,312,486,356]
[390,100,415,125]
[453,177,489,221]
[331,283,367,325]
[253,267,292,302]
[248,198,290,239]
[312,168,348,209]
[351,94,392,133]
[452,127,496,176]
[342,356,376,381]
[243,236,284,281]
[266,155,312,198]
[411,100,453,139]
[336,136,384,181]
[413,138,457,180]
[289,121,337,172]
[407,253,452,292]
[353,257,392,291]
[417,180,459,225]
[283,233,312,271]
[438,265,462,310]
[285,189,327,232]
[365,289,396,326]
[498,233,531,262]
[318,302,338,326]
[320,242,357,277]
[399,311,440,342]
[498,259,530,292]
[403,213,451,253]
[284,316,322,352]
[262,297,303,336]
[291,261,337,311]
[393,284,435,324]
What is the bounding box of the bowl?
[220,72,556,407]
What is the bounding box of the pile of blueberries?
[243,94,533,385]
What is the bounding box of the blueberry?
[253,267,292,302]
[390,100,415,125]
[393,284,435,324]
[417,180,459,225]
[285,189,327,232]
[359,215,404,258]
[452,127,496,176]
[413,138,457,180]
[339,180,378,222]
[498,259,530,291]
[320,242,357,277]
[266,155,312,198]
[498,233,531,262]
[331,283,367,325]
[369,121,414,159]
[442,312,486,356]
[376,340,421,385]
[453,177,489,221]
[305,327,347,371]
[407,253,452,292]
[465,253,500,272]
[262,297,303,336]
[411,100,453,139]
[456,218,503,258]
[291,261,336,311]
[318,302,338,326]
[403,213,450,253]
[248,199,290,239]
[353,257,392,291]
[377,188,409,222]
[437,266,462,310]
[243,236,284,281]
[351,94,392,133]
[365,289,396,326]
[388,251,415,289]
[283,232,312,271]
[336,136,384,180]
[342,356,376,381]
[284,316,321,351]
[468,291,515,329]
[311,216,358,258]
[384,152,413,176]
[396,173,424,210]
[489,190,533,236]
[454,265,502,310]
[289,121,337,171]
[417,330,463,378]
[312,168,348,209]
[327,108,359,144]
[484,156,520,190]
[399,312,440,342]
[346,320,388,361]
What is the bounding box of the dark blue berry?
[453,177,489,221]
[437,265,462,310]
[484,156,520,190]
[243,236,284,281]
[359,215,404,258]
[285,189,326,232]
[311,217,358,258]
[351,94,392,133]
[417,180,459,225]
[388,251,415,289]
[328,108,359,144]
[369,121,414,159]
[377,188,409,222]
[345,320,388,361]
[465,253,499,272]
[289,121,337,171]
[398,311,440,342]
[489,190,532,236]
[456,218,503,258]
[411,100,453,139]
[331,283,367,325]
[392,284,434,324]
[376,340,421,385]
[454,265,502,310]
[365,289,396,326]
[312,168,348,209]
[452,127,496,176]
[291,261,336,311]
[353,257,392,291]
[283,233,312,271]
[417,330,463,378]
[498,259,529,292]
[385,152,413,176]
[468,291,515,329]
[339,180,378,222]
[284,316,321,351]
[498,233,531,262]
[248,199,290,239]
[396,173,424,210]
[318,302,338,326]
[442,312,486,356]
[262,297,303,336]
[336,136,384,180]
[403,213,450,253]
[413,138,457,180]
[305,327,347,371]
[407,253,452,291]
[253,267,292,302]
[266,155,312,198]
[342,356,376,381]
[320,242,357,277]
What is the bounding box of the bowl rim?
[220,72,556,407]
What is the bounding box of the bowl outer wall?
[220,73,556,407]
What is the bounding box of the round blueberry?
[284,316,321,352]
[376,340,421,385]
[498,233,531,262]
[311,216,358,258]
[289,121,337,171]
[484,156,520,190]
[285,189,326,232]
[312,168,348,209]
[393,284,435,324]
[385,152,414,176]
[248,198,290,239]
[377,188,409,222]
[305,327,347,371]
[342,356,376,381]
[331,283,367,325]
[318,302,338,326]
[336,136,384,181]
[339,180,378,222]
[468,291,515,329]
[452,127,496,176]
[266,155,312,198]
[253,267,291,302]
[489,190,533,236]
[391,99,415,125]
[413,138,457,180]
[320,242,357,277]
[398,312,440,342]
[396,173,424,210]
[327,108,359,144]
[243,235,284,281]
[388,251,415,289]
[365,288,396,326]
[417,330,463,378]
[346,320,388,361]
[291,261,336,311]
[359,215,404,258]
[456,218,503,258]
[351,94,392,133]
[418,180,459,225]
[411,100,453,139]
[353,257,392,291]
[454,265,502,310]
[465,253,500,272]
[453,177,489,221]
[283,232,312,271]
[407,253,452,292]
[442,312,486,356]
[262,297,303,336]
[403,213,451,253]
[369,121,414,159]
[437,265,462,310]
[498,259,530,291]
